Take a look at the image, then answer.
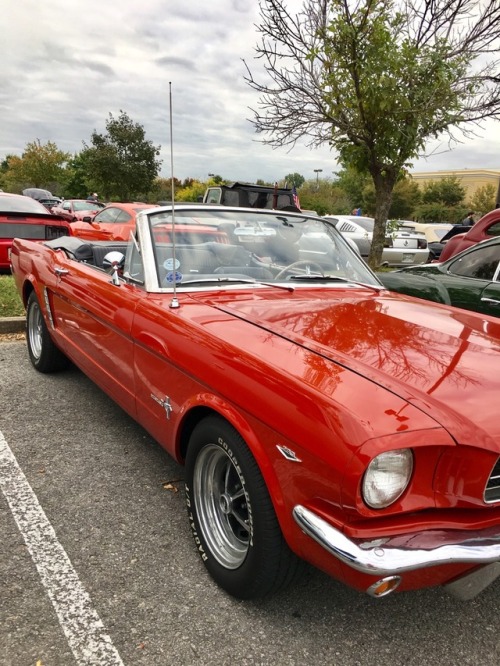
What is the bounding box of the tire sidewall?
[185,417,276,598]
[26,291,68,372]
[26,292,45,370]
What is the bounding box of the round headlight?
[362,449,413,509]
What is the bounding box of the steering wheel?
[274,260,325,280]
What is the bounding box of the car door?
[107,208,134,240]
[47,248,143,414]
[443,243,500,316]
[74,207,123,240]
[479,282,500,317]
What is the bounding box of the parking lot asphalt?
[1,340,499,666]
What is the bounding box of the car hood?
[203,287,500,447]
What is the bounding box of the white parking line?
[0,430,124,665]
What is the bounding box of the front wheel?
[26,292,69,373]
[185,416,302,599]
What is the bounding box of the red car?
[10,204,500,601]
[0,193,70,271]
[51,199,105,222]
[69,202,157,241]
[69,201,229,245]
[439,208,500,261]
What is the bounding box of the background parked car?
[22,187,62,212]
[439,208,500,262]
[52,199,105,222]
[0,193,70,271]
[69,202,158,240]
[378,236,500,317]
[396,221,453,261]
[324,215,429,266]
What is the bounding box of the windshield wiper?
[286,275,384,292]
[180,277,295,291]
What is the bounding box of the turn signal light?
[367,575,401,597]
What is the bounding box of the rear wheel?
[185,415,302,599]
[26,292,69,373]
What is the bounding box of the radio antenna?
[168,81,179,309]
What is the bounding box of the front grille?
[484,458,500,503]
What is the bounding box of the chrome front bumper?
[293,505,500,597]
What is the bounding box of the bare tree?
[244,0,500,266]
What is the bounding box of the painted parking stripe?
[0,430,124,665]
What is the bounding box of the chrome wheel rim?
[193,443,250,569]
[28,301,43,360]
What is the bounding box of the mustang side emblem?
[276,444,302,462]
[150,393,173,419]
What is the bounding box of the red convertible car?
[10,205,500,600]
[439,208,500,261]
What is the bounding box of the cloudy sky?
[1,0,499,185]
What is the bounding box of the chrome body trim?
[293,505,500,576]
[43,287,55,330]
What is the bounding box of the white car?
[396,221,452,242]
[324,215,429,266]
[396,221,453,261]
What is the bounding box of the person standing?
[462,211,475,226]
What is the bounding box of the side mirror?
[102,251,125,285]
[82,216,92,223]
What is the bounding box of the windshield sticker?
[164,271,183,284]
[164,257,181,271]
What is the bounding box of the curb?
[0,316,25,334]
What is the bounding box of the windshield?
[146,208,380,288]
[73,201,104,211]
[434,227,452,240]
[349,217,374,232]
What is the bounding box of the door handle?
[480,297,500,306]
[54,267,70,276]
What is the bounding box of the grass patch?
[0,275,25,317]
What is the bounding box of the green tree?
[176,180,206,202]
[148,177,182,204]
[61,153,94,199]
[332,167,371,212]
[3,140,69,192]
[414,176,467,221]
[421,176,466,206]
[207,174,225,185]
[82,111,162,200]
[388,177,422,219]
[0,154,17,191]
[298,178,351,215]
[245,0,500,267]
[284,172,305,188]
[468,184,497,216]
[413,202,463,223]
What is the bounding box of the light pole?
[314,168,323,189]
